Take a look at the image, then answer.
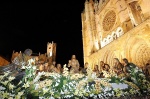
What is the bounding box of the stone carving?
[82,0,150,69]
[134,45,150,67]
[0,49,32,76]
[68,55,80,73]
[101,27,124,48]
[102,10,116,31]
[116,27,124,37]
[12,49,32,66]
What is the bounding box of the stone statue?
[0,49,33,85]
[0,49,32,75]
[49,64,57,73]
[93,65,100,77]
[82,62,89,74]
[122,58,136,75]
[12,49,32,68]
[113,58,123,75]
[68,55,80,73]
[104,64,110,72]
[144,60,150,76]
[56,64,63,74]
[100,61,105,72]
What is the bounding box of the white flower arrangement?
[0,59,150,99]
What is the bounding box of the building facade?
[81,0,150,69]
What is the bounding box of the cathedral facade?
[81,0,150,69]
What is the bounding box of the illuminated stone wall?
[81,0,150,70]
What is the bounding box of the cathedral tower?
[47,41,56,62]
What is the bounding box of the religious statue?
[12,49,33,67]
[0,49,32,74]
[68,55,80,73]
[93,65,100,77]
[104,64,110,72]
[0,49,33,85]
[44,63,49,72]
[122,58,136,75]
[100,61,105,72]
[49,64,57,73]
[56,64,63,74]
[82,62,89,74]
[145,60,150,76]
[113,58,123,75]
[39,64,44,72]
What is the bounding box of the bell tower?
[47,42,53,57]
[47,41,57,63]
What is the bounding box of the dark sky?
[0,1,85,66]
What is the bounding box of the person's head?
[44,63,48,67]
[105,64,110,71]
[84,62,88,68]
[122,58,129,66]
[50,64,55,69]
[57,64,61,69]
[52,61,56,65]
[146,63,149,66]
[68,60,71,63]
[94,65,99,70]
[24,49,32,56]
[100,61,105,66]
[71,55,76,59]
[113,58,120,64]
[35,57,39,61]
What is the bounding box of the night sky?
[0,1,85,66]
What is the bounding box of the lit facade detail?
[81,0,150,70]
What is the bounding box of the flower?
[4,72,10,77]
[8,97,13,99]
[45,79,52,86]
[1,81,9,86]
[2,91,9,99]
[0,60,150,98]
[114,88,123,97]
[21,65,26,69]
[0,75,4,80]
[70,73,84,80]
[15,91,24,99]
[43,87,49,94]
[18,81,22,85]
[0,86,6,91]
[62,64,69,76]
[8,76,15,82]
[23,81,30,88]
[9,83,15,90]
